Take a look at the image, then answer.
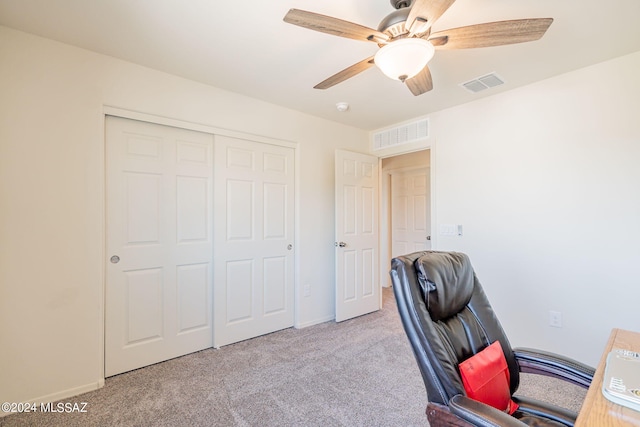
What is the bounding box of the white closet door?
[105,116,213,376]
[213,135,295,347]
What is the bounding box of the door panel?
[177,263,209,332]
[226,179,254,240]
[125,268,163,344]
[263,256,287,315]
[177,177,209,242]
[225,260,253,323]
[105,116,213,376]
[126,172,161,243]
[335,150,380,322]
[391,168,431,257]
[214,136,295,347]
[264,183,287,238]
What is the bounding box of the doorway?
[380,149,431,286]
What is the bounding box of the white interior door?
[335,150,380,322]
[391,168,431,257]
[105,116,213,377]
[213,135,295,347]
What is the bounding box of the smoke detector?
[336,102,350,112]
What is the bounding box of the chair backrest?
[390,251,520,405]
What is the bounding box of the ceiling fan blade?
[406,0,456,34]
[314,57,376,90]
[284,9,389,43]
[428,18,553,50]
[406,65,433,96]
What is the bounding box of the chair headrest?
[414,252,475,321]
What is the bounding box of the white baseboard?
[1,379,104,418]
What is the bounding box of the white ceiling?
[2,0,640,131]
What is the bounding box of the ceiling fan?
[283,0,553,96]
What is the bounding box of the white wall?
[0,26,368,405]
[3,21,639,406]
[428,51,640,366]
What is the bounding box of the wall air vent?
[460,72,505,94]
[372,118,429,151]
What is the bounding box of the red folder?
[458,341,518,414]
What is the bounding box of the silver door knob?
[426,236,431,241]
[110,255,120,264]
[287,244,293,250]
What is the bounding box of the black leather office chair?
[390,251,595,427]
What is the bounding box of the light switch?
[439,224,456,236]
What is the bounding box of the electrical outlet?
[549,310,562,328]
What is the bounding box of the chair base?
[426,402,474,427]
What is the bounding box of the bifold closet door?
[105,116,213,376]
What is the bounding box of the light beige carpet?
[1,288,585,427]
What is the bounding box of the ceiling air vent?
[461,72,505,94]
[373,118,429,150]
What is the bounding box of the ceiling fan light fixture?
[374,38,435,82]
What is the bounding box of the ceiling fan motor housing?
[390,0,412,9]
[378,8,412,39]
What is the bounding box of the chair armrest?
[513,395,578,426]
[514,347,594,389]
[450,395,528,427]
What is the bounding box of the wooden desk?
[575,328,640,427]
